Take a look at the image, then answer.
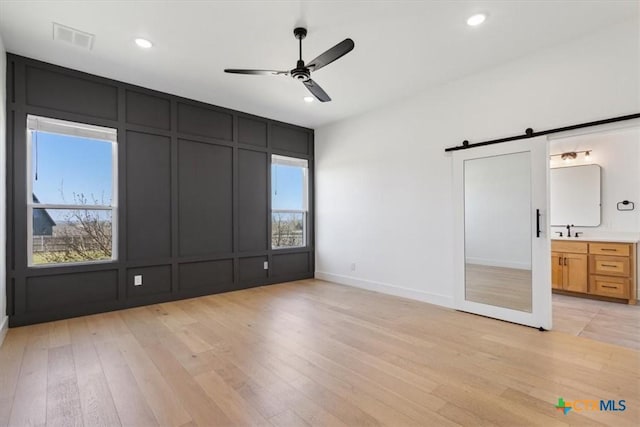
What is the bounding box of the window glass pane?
[31,131,113,205]
[32,208,113,265]
[272,212,304,249]
[271,155,308,249]
[271,162,306,210]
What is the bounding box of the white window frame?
[26,115,118,267]
[271,154,309,250]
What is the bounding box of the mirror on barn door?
[453,137,551,330]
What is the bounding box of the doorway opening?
[548,120,640,349]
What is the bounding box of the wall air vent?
[52,23,94,50]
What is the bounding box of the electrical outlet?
[263,261,269,270]
[134,275,143,286]
[350,263,356,272]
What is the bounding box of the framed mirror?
[550,164,601,226]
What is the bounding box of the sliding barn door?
[453,137,551,329]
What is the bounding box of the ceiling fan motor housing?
[293,27,307,40]
[291,71,310,81]
[291,59,310,81]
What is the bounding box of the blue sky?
[271,164,305,210]
[32,132,112,221]
[32,132,113,205]
[33,131,306,219]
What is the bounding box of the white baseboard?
[0,316,8,348]
[315,271,454,309]
[465,257,531,270]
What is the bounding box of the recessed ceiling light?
[303,96,314,103]
[467,14,486,27]
[135,38,153,49]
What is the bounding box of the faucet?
[566,224,574,238]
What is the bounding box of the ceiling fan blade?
[307,38,354,71]
[224,69,288,76]
[303,79,331,102]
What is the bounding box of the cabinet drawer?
[551,241,588,254]
[589,242,630,256]
[590,255,630,277]
[589,276,629,299]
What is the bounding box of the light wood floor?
[465,263,639,349]
[465,264,532,312]
[1,279,639,426]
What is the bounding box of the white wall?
[549,126,640,234]
[315,22,639,308]
[465,152,531,270]
[0,32,7,345]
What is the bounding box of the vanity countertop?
[551,233,640,244]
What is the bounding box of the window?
[271,155,308,249]
[27,115,118,266]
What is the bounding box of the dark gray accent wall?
[178,259,234,293]
[238,149,268,252]
[5,54,314,326]
[126,131,172,260]
[26,270,118,313]
[25,67,118,120]
[178,139,233,256]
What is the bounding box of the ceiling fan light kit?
[225,27,354,102]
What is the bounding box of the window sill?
[28,258,118,269]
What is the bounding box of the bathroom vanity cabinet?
[551,240,637,304]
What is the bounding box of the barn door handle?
[536,209,541,238]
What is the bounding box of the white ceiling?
[0,1,637,128]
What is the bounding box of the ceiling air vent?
[52,23,94,50]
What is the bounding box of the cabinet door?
[551,252,564,290]
[563,253,588,293]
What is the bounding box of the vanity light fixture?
[550,150,592,162]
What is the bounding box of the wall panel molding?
[6,53,314,326]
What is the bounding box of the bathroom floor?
[553,293,640,350]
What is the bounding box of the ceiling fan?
[224,27,354,102]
